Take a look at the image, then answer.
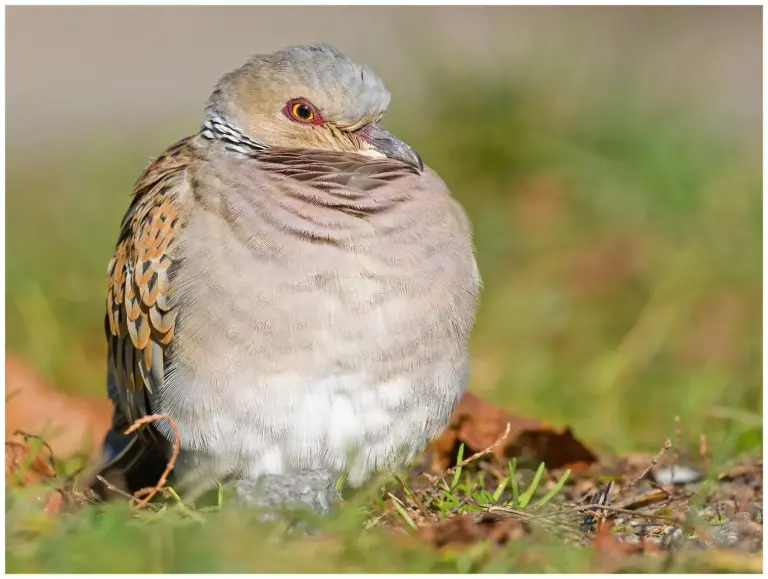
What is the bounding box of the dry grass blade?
[573,503,678,523]
[487,500,677,529]
[482,505,587,539]
[124,413,180,507]
[617,488,673,511]
[388,492,418,531]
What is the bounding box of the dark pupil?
[296,104,311,119]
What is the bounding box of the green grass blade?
[492,477,509,502]
[534,469,571,507]
[518,462,546,509]
[508,459,520,504]
[450,443,465,490]
[391,499,417,531]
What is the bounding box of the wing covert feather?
[105,137,192,428]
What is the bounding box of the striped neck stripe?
[199,112,267,155]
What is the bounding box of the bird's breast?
[156,167,477,478]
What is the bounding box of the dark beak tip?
[356,123,423,172]
[395,145,424,173]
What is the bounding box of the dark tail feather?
[88,427,170,500]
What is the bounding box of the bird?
[91,43,480,511]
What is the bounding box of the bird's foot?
[228,470,342,524]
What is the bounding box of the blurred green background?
[6,5,762,459]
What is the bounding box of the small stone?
[666,526,684,545]
[618,533,641,544]
[717,500,737,519]
[230,470,342,521]
[652,465,702,485]
[711,520,740,547]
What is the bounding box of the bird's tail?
[85,415,170,500]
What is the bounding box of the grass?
[6,429,761,572]
[5,55,762,572]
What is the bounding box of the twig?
[95,475,136,501]
[628,439,671,489]
[124,413,180,508]
[451,422,512,474]
[478,505,586,536]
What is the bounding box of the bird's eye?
[284,99,322,124]
[292,103,312,120]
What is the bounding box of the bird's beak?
[355,124,424,172]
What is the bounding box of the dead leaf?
[5,355,111,458]
[720,458,762,481]
[5,435,65,516]
[420,512,529,549]
[592,520,661,572]
[5,438,56,487]
[428,392,597,472]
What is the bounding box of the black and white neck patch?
[199,112,267,155]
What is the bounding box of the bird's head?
[206,43,423,171]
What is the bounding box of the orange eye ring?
[284,98,323,125]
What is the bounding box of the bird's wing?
[105,136,193,435]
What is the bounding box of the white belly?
[220,366,459,484]
[159,347,466,486]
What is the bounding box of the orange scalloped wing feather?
[105,137,192,427]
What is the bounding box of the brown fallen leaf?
[5,438,56,488]
[720,458,763,482]
[617,487,670,511]
[420,512,529,549]
[427,392,597,473]
[5,355,111,458]
[5,434,64,516]
[592,520,661,572]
